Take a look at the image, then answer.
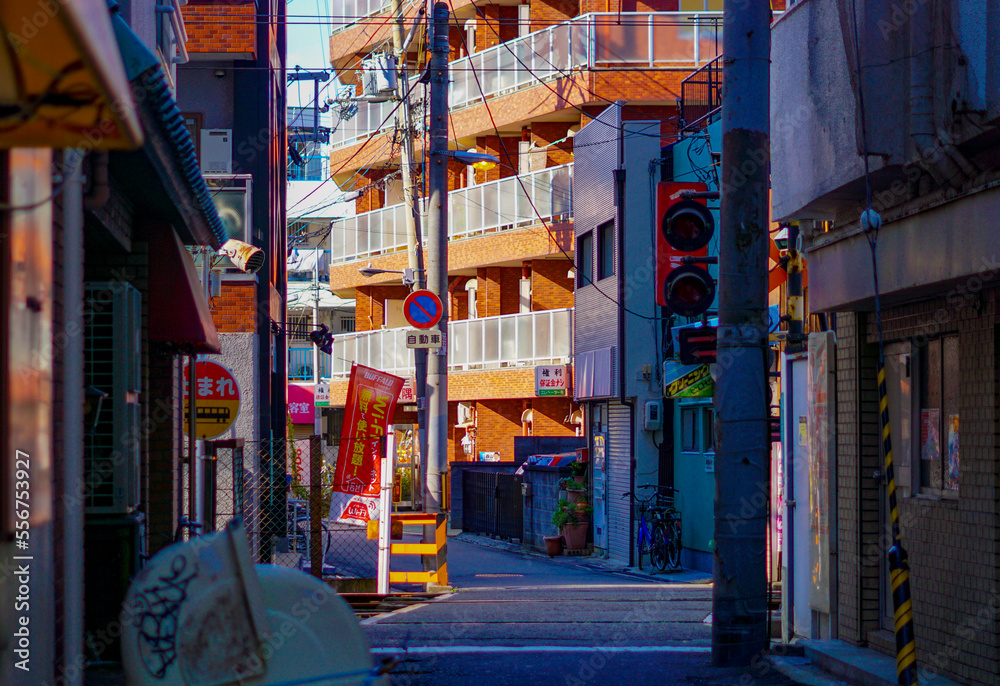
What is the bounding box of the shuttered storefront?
[607,401,633,564]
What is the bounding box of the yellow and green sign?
[665,364,714,399]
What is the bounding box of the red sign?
[287,383,315,424]
[330,364,405,523]
[182,361,241,439]
[403,290,443,329]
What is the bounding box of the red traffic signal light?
[678,326,717,365]
[656,182,716,317]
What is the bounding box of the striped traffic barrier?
[878,353,918,686]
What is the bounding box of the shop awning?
[105,0,227,248]
[148,228,221,354]
[0,0,142,149]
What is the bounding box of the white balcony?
[330,12,722,149]
[327,308,574,379]
[330,163,572,264]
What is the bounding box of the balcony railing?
[331,0,391,34]
[288,346,332,380]
[325,308,574,379]
[330,12,722,149]
[330,163,572,264]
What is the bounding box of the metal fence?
[197,437,379,582]
[462,470,524,542]
[678,53,723,132]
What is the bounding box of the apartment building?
[316,2,738,499]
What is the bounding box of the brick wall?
[477,266,522,316]
[475,135,520,183]
[531,0,579,31]
[530,122,575,168]
[836,291,1000,685]
[182,1,256,56]
[354,284,411,330]
[352,169,392,213]
[476,4,519,51]
[450,275,473,320]
[212,281,257,333]
[531,258,574,310]
[473,399,524,461]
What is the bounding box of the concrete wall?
[201,333,261,446]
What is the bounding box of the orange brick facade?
[212,281,257,333]
[182,1,256,56]
[531,258,575,310]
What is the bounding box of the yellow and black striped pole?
[877,349,918,685]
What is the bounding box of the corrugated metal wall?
[607,401,633,564]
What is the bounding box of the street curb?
[766,654,851,686]
[454,532,713,584]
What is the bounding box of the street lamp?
[445,150,498,171]
[358,263,421,286]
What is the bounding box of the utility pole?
[424,1,449,514]
[712,0,771,667]
[391,0,427,510]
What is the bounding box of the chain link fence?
[198,437,379,585]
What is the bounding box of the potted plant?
[553,499,591,551]
[569,460,587,485]
[543,534,564,557]
[560,476,587,504]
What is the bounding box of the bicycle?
[623,486,683,571]
[287,499,331,560]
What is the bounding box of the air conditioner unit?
[456,401,474,428]
[200,129,232,173]
[361,54,397,97]
[84,282,142,514]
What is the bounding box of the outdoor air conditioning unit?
[361,54,397,98]
[84,282,142,514]
[200,129,232,173]
[456,401,474,428]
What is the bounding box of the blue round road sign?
[403,290,443,329]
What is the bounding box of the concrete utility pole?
[391,0,427,509]
[424,1,449,514]
[712,0,771,666]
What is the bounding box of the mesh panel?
[199,437,378,580]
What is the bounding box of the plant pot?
[573,475,585,485]
[566,488,586,504]
[543,535,563,557]
[562,520,589,550]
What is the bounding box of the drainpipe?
[614,160,637,568]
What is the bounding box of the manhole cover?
[473,573,524,578]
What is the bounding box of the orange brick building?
[323,1,735,489]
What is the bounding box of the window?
[918,335,959,493]
[681,407,699,452]
[702,407,715,453]
[598,221,615,281]
[577,232,593,287]
[340,316,356,333]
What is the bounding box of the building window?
[340,316,356,333]
[598,221,614,281]
[681,407,699,452]
[702,406,715,453]
[288,314,312,341]
[577,231,593,287]
[918,334,959,494]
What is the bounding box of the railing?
[678,54,723,132]
[288,347,332,380]
[330,163,572,264]
[330,12,722,149]
[331,0,391,34]
[326,308,574,379]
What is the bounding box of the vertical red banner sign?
[330,364,404,523]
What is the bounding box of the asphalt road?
[365,538,801,686]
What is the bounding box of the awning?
[0,0,142,149]
[105,0,227,248]
[147,228,221,354]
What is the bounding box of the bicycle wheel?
[650,525,668,571]
[637,524,646,570]
[665,519,682,570]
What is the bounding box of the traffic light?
[677,326,717,365]
[309,324,333,355]
[656,182,716,317]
